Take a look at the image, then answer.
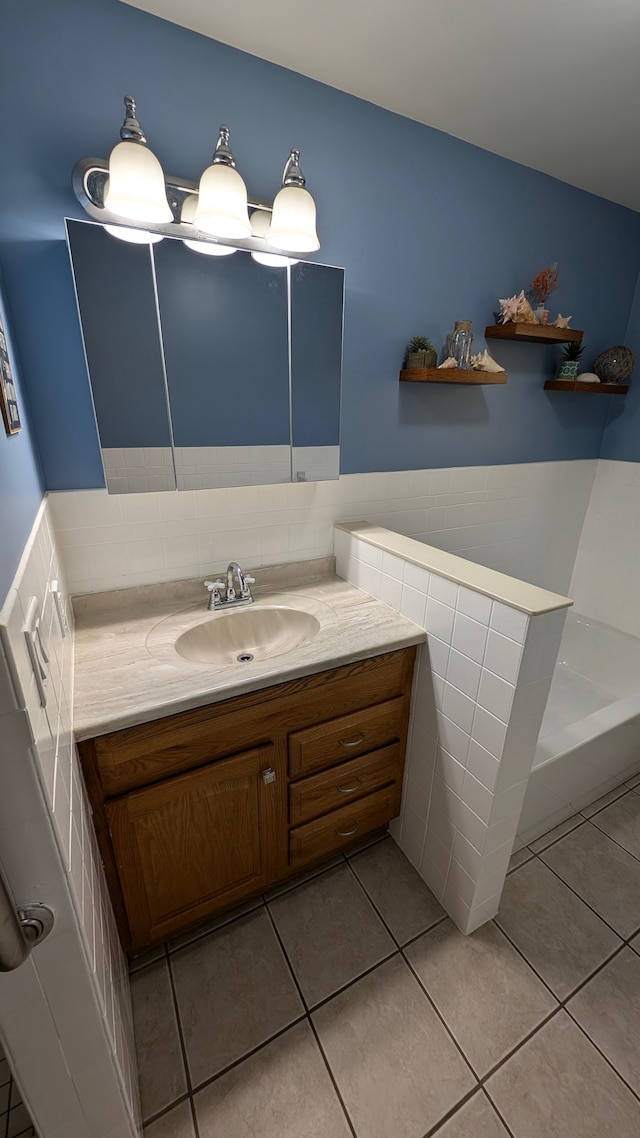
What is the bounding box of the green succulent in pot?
[557,340,585,380]
[404,336,437,369]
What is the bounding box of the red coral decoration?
[530,263,559,305]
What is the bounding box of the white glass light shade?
[181,195,236,255]
[250,209,298,267]
[194,164,251,239]
[104,140,172,224]
[267,186,319,253]
[103,224,164,244]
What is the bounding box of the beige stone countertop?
[72,558,425,741]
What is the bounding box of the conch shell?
[471,350,505,373]
[499,289,539,325]
[438,357,458,369]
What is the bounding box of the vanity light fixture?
[103,96,172,225]
[268,149,320,253]
[72,96,320,259]
[180,196,236,256]
[249,209,298,268]
[103,224,164,245]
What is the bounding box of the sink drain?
[237,652,254,663]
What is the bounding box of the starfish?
[552,313,572,329]
[498,290,524,324]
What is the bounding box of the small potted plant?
[530,263,559,324]
[404,336,437,369]
[557,341,585,379]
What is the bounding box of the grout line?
[563,1001,640,1107]
[189,1013,308,1096]
[141,1092,192,1130]
[419,1084,481,1138]
[480,1085,519,1138]
[401,950,479,1083]
[535,841,633,942]
[528,815,586,855]
[164,951,198,1135]
[306,950,400,1016]
[165,897,266,958]
[306,1018,358,1138]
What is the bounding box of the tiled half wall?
[335,522,570,935]
[50,459,595,597]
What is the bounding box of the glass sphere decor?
[593,345,635,384]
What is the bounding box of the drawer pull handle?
[339,733,365,748]
[336,822,360,837]
[337,779,363,794]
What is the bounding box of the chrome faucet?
[204,562,256,610]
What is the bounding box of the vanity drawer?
[289,742,401,825]
[288,697,404,779]
[289,783,401,870]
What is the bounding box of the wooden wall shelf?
[400,368,507,386]
[485,324,583,345]
[544,380,629,395]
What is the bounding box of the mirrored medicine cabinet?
[66,219,344,493]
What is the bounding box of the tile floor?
[132,777,640,1138]
[0,1042,35,1138]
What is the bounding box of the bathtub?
[516,611,640,846]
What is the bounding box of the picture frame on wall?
[0,301,22,436]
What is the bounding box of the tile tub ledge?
[334,521,572,616]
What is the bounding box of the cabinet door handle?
[336,821,360,837]
[337,778,363,794]
[338,733,365,748]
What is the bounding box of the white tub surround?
[334,522,571,936]
[0,501,138,1138]
[571,459,640,637]
[517,612,640,845]
[49,459,595,597]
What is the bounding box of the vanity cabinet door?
[106,742,286,950]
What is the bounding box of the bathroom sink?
[174,605,321,666]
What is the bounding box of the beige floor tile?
[406,919,557,1076]
[263,858,343,902]
[269,863,394,1007]
[591,791,640,860]
[540,822,640,937]
[194,1020,351,1138]
[143,1100,195,1138]
[312,955,474,1138]
[568,947,640,1094]
[167,897,264,952]
[486,1011,640,1137]
[528,815,584,853]
[495,859,620,999]
[631,933,640,955]
[350,837,445,944]
[171,908,303,1086]
[507,847,533,873]
[625,772,640,790]
[130,960,187,1122]
[434,1091,510,1137]
[581,785,630,818]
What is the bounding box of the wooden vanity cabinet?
[78,646,416,953]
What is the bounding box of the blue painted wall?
[0,0,639,491]
[600,275,640,461]
[0,270,43,601]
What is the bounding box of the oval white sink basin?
[174,605,321,666]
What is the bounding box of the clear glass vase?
[447,321,474,369]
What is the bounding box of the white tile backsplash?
[50,459,595,595]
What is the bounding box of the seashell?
[552,313,572,329]
[471,350,505,373]
[498,289,539,325]
[576,372,600,383]
[438,357,458,369]
[514,292,539,324]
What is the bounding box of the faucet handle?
[244,576,256,586]
[204,580,225,592]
